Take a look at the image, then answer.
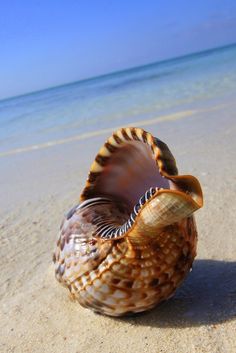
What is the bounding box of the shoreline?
[1,94,235,158]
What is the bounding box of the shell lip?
[78,127,203,239]
[80,127,179,205]
[165,174,203,209]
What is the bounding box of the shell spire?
[53,127,203,316]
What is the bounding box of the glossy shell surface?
[53,127,203,316]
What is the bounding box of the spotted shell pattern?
[53,127,203,316]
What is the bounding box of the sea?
[0,43,236,156]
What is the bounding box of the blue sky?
[0,0,236,100]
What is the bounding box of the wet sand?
[1,96,236,353]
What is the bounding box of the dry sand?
[1,96,236,353]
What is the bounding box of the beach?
[1,45,236,353]
[1,95,236,353]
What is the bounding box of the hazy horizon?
[1,1,236,101]
[1,41,235,103]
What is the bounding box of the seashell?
[53,127,203,316]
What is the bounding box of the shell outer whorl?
[54,209,198,316]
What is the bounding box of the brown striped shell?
[53,127,203,316]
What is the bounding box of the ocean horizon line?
[1,41,235,104]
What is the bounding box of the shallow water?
[0,43,236,155]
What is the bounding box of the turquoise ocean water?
[0,43,236,155]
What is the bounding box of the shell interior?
[87,141,171,210]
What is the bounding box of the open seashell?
[53,127,203,316]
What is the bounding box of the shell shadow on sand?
[114,259,236,327]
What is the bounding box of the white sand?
[1,97,236,353]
